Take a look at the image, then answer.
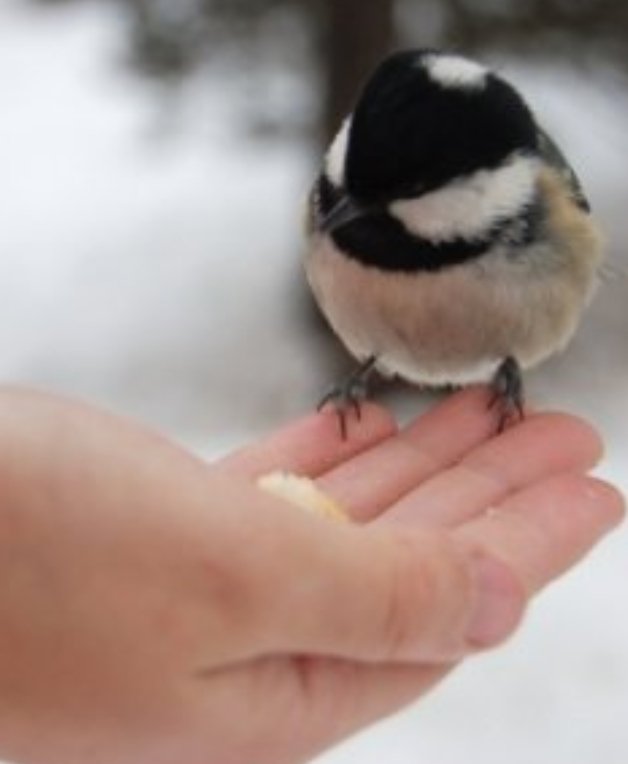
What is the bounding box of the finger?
[215,403,396,479]
[379,412,603,528]
[317,386,500,522]
[215,488,526,665]
[455,474,625,593]
[249,475,621,666]
[276,476,623,725]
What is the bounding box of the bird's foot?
[318,356,377,439]
[489,356,525,433]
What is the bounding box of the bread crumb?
[257,471,348,523]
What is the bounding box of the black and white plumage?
[305,50,602,428]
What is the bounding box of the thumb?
[243,506,526,664]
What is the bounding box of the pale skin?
[0,387,623,764]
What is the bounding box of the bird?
[304,49,603,436]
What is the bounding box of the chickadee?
[305,49,603,434]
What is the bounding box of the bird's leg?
[489,356,525,433]
[318,356,378,439]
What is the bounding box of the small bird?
[305,49,603,435]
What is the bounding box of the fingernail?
[466,556,525,648]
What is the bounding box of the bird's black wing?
[536,126,590,212]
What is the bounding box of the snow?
[0,0,319,453]
[0,2,627,763]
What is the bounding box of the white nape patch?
[325,117,351,186]
[389,154,539,243]
[422,53,488,90]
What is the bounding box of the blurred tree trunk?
[318,0,396,144]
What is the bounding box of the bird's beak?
[320,194,371,234]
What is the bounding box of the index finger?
[214,403,397,479]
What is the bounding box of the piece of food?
[257,471,348,523]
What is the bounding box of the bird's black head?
[342,49,539,204]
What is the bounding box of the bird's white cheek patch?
[389,155,538,243]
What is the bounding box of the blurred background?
[1,0,627,762]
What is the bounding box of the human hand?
[0,387,622,764]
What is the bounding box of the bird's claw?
[489,356,525,433]
[317,356,377,439]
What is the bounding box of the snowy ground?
[1,2,627,762]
